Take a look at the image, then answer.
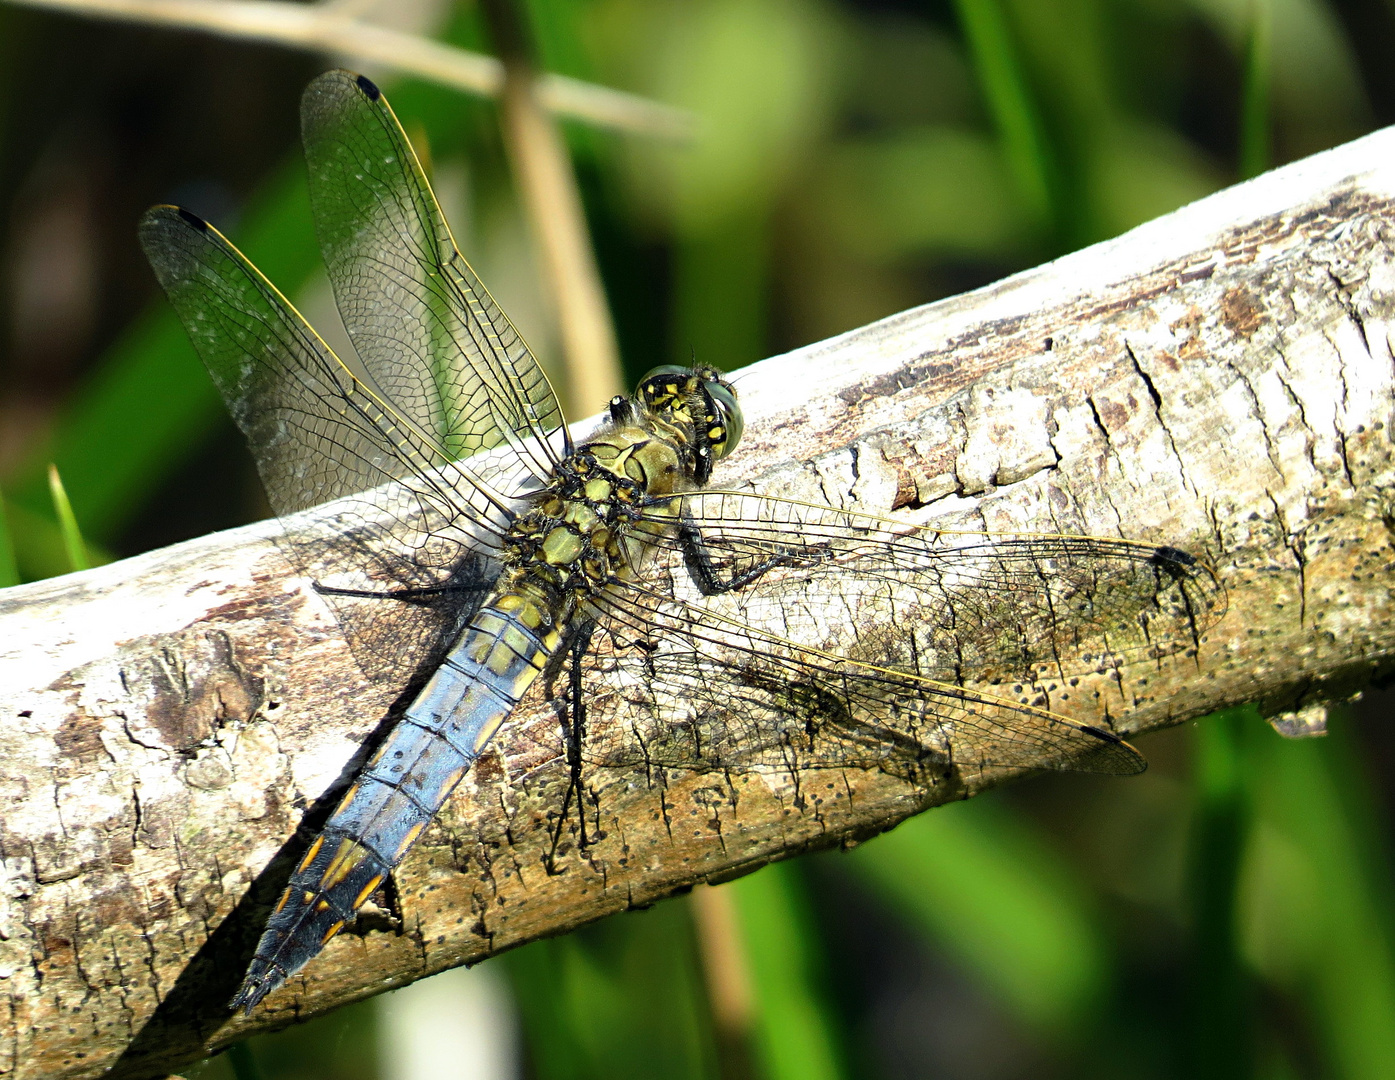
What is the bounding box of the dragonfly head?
[635,365,744,484]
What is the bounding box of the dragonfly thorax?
[500,443,666,615]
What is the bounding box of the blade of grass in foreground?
[47,464,88,573]
[0,485,17,587]
[846,795,1108,1039]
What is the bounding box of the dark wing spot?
[1149,545,1196,575]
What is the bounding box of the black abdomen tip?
[356,74,381,100]
[176,207,208,231]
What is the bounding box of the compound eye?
[639,364,691,383]
[706,379,743,459]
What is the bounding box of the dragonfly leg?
[546,623,595,869]
[678,522,806,595]
[313,582,481,604]
[312,554,497,605]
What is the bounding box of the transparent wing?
[301,70,567,479]
[586,577,1146,783]
[576,492,1225,780]
[666,491,1224,678]
[139,206,513,680]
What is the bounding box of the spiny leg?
[313,582,483,604]
[677,519,823,596]
[546,623,595,869]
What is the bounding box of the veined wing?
[664,491,1223,679]
[301,70,567,480]
[588,571,1146,781]
[139,207,513,679]
[578,492,1225,779]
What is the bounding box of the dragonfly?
[139,71,1225,1014]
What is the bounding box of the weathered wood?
[4,126,1395,1079]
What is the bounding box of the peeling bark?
[4,128,1395,1079]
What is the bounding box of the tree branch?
[5,127,1395,1078]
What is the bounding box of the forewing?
[663,491,1225,680]
[301,70,566,480]
[575,491,1225,780]
[139,206,507,681]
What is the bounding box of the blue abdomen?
[231,596,560,1012]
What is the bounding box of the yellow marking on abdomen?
[472,714,505,753]
[432,766,466,804]
[273,889,291,915]
[296,834,325,874]
[394,821,426,860]
[321,920,345,945]
[335,783,360,814]
[353,875,385,910]
[488,631,528,678]
[320,837,364,891]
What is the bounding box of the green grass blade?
[847,796,1108,1037]
[1243,708,1395,1080]
[0,487,18,587]
[1,497,110,581]
[1239,0,1272,179]
[730,862,846,1080]
[224,1041,263,1080]
[951,0,1054,229]
[503,902,718,1080]
[1187,708,1256,1079]
[47,464,88,573]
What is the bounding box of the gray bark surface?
[4,126,1395,1078]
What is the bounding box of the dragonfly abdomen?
[231,594,562,1013]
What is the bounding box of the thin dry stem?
[4,0,694,140]
[496,62,625,414]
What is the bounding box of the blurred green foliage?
[504,898,720,1080]
[0,482,17,587]
[4,1,1394,1079]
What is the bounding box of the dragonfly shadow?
[107,575,494,1076]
